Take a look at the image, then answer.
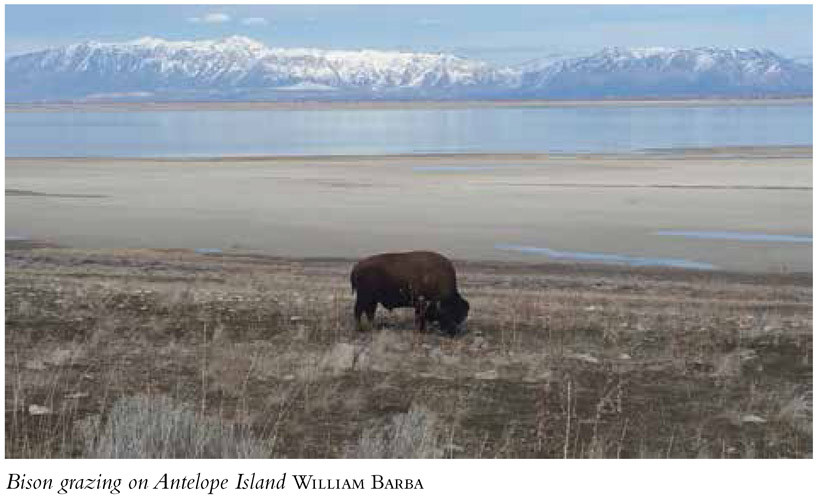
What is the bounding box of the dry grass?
[350,404,443,458]
[77,394,271,458]
[5,247,812,458]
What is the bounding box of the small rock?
[524,372,553,383]
[739,349,759,363]
[474,370,498,380]
[289,316,303,322]
[65,392,89,399]
[568,353,600,364]
[618,353,632,360]
[282,374,296,381]
[584,306,597,312]
[471,336,486,349]
[24,360,46,370]
[741,414,766,424]
[28,404,52,416]
[47,348,74,366]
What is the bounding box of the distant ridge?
[5,37,812,102]
[520,47,813,98]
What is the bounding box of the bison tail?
[350,271,357,294]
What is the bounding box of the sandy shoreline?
[5,146,814,457]
[5,97,812,113]
[5,145,813,162]
[6,147,812,273]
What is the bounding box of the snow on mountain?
[6,36,516,101]
[5,38,811,101]
[520,46,812,98]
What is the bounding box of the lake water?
[5,103,812,157]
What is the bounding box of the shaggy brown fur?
[350,251,470,335]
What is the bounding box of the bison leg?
[414,299,429,333]
[354,295,377,330]
[364,302,377,323]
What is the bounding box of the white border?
[2,2,815,499]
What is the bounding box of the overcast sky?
[5,4,813,65]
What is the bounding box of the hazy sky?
[5,4,813,64]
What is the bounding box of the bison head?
[436,294,470,336]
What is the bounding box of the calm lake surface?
[5,103,812,157]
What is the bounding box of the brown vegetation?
[5,247,812,458]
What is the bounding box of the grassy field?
[5,246,812,458]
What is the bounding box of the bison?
[350,251,470,336]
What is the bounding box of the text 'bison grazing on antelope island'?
[350,251,470,336]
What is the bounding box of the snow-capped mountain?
[521,47,812,98]
[5,37,812,102]
[5,36,517,101]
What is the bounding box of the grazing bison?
[350,251,470,336]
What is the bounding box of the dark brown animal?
[350,251,470,336]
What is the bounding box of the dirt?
[5,247,812,458]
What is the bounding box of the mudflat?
[5,146,812,272]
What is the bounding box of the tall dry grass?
[77,394,271,458]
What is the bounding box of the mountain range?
[5,36,812,102]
